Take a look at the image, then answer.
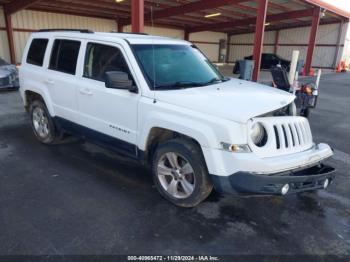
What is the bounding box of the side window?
[49,39,81,75]
[83,43,132,82]
[26,39,48,66]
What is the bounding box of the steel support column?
[252,0,268,82]
[184,30,190,41]
[226,34,231,64]
[333,20,344,69]
[304,7,321,76]
[5,14,16,64]
[118,23,124,33]
[131,0,144,33]
[274,30,279,54]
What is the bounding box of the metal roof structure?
[0,0,349,34]
[1,0,349,80]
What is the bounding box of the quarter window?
[26,39,48,66]
[49,39,81,75]
[83,43,131,82]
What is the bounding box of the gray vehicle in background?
[0,58,19,90]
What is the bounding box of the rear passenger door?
[46,39,82,123]
[76,41,139,157]
[21,38,49,103]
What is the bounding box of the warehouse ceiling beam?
[4,0,42,15]
[303,0,350,19]
[228,17,340,35]
[119,0,250,26]
[252,0,268,82]
[188,8,314,33]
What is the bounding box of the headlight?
[251,122,267,147]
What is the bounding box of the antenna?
[151,5,157,103]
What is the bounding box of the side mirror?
[105,71,138,93]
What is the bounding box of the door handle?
[45,79,55,85]
[79,88,93,96]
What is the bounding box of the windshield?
[131,44,226,90]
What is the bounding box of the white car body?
[19,31,334,197]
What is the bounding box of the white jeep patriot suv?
[19,29,335,207]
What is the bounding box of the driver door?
[77,41,139,157]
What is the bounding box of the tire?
[29,100,61,144]
[152,138,213,207]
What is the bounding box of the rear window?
[26,38,48,66]
[49,39,81,75]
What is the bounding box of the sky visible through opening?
[320,0,350,12]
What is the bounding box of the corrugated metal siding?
[229,31,276,62]
[13,31,32,63]
[340,23,350,63]
[195,44,220,61]
[0,9,116,63]
[190,31,227,62]
[12,10,116,31]
[229,23,347,68]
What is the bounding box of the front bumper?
[202,143,333,177]
[211,164,335,195]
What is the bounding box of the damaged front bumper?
[211,164,336,195]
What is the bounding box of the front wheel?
[152,139,213,207]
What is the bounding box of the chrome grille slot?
[288,124,295,147]
[249,117,314,158]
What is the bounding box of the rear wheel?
[152,139,213,207]
[29,100,61,144]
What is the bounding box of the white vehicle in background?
[19,29,335,207]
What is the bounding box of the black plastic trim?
[211,164,336,195]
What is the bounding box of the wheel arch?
[23,88,55,116]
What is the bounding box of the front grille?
[272,119,312,150]
[249,116,313,158]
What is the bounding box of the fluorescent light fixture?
[205,12,221,18]
[265,22,271,26]
[115,0,124,2]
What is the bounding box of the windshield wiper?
[155,81,204,89]
[202,78,222,85]
[155,78,229,90]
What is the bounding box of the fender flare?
[23,87,55,117]
[138,112,220,151]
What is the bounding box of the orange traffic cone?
[336,62,342,73]
[337,61,347,73]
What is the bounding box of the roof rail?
[110,31,149,35]
[38,29,94,33]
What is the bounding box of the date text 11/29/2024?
[127,255,219,261]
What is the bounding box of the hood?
[152,78,295,123]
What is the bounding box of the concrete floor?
[0,73,350,258]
